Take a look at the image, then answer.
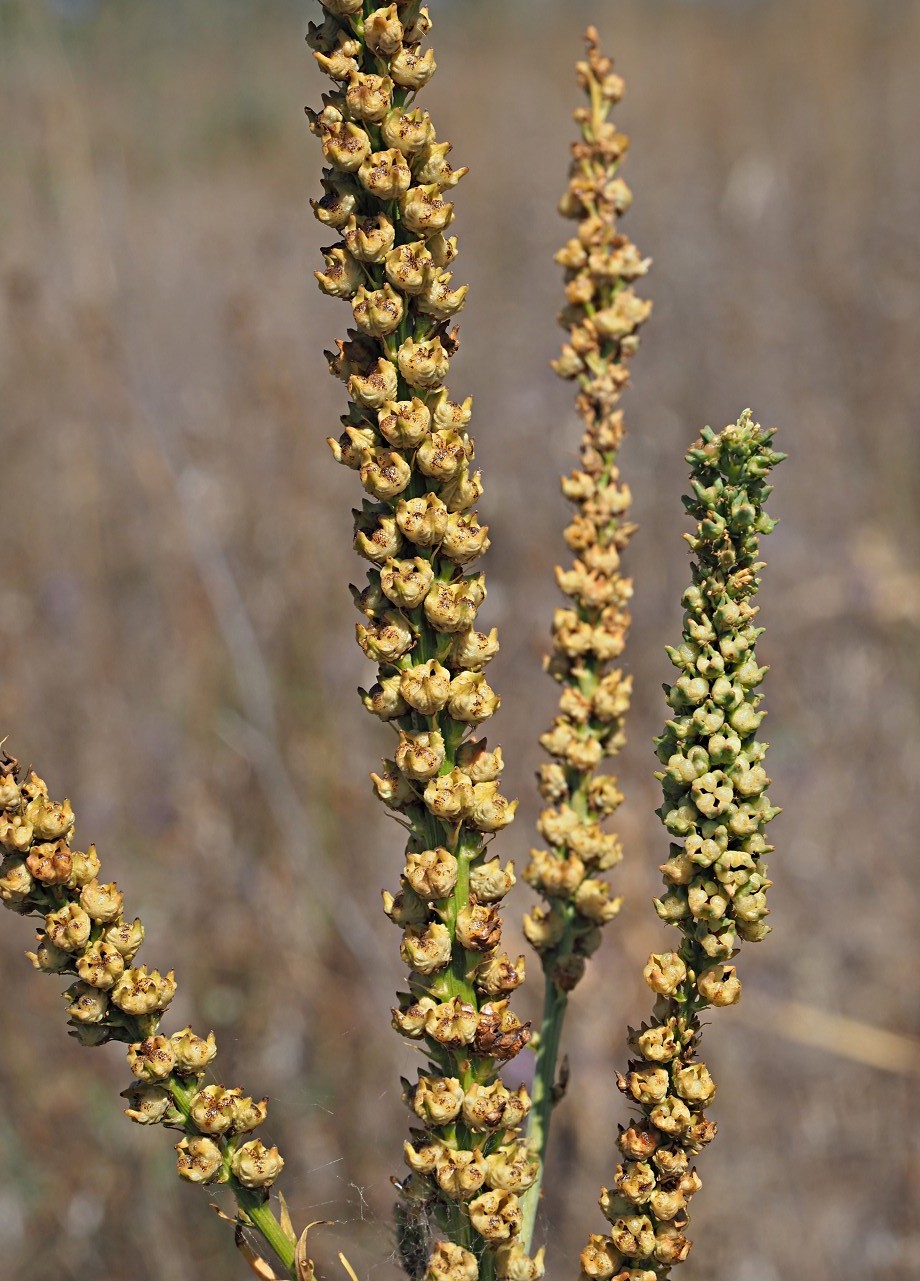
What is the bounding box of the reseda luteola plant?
[309,5,541,1281]
[521,34,651,1227]
[0,10,785,1281]
[578,413,782,1278]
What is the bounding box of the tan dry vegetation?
[0,0,918,1278]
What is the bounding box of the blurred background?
[1,0,919,1277]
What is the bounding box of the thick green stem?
[519,976,569,1253]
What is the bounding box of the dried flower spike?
[520,28,650,1253]
[0,747,311,1281]
[309,4,537,1277]
[581,410,783,1277]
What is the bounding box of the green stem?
[519,975,569,1253]
[242,1193,298,1280]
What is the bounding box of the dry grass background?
[1,0,919,1277]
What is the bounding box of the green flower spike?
[578,410,784,1278]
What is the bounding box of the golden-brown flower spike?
[309,4,532,1274]
[528,23,650,998]
[581,412,783,1277]
[0,745,314,1281]
[520,29,650,1256]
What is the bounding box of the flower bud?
[66,981,110,1025]
[169,1026,217,1076]
[580,1236,623,1280]
[343,213,397,264]
[435,1147,488,1200]
[404,847,458,900]
[456,739,503,783]
[390,47,437,91]
[622,1066,669,1106]
[176,1135,224,1185]
[648,1094,692,1136]
[653,1223,692,1265]
[448,672,500,724]
[397,493,449,547]
[384,243,434,298]
[494,1244,545,1281]
[67,844,101,888]
[230,1138,285,1188]
[26,932,73,974]
[424,576,484,635]
[469,856,516,901]
[45,902,92,953]
[424,997,478,1049]
[321,120,371,172]
[468,1189,522,1242]
[353,285,406,340]
[424,1242,478,1281]
[417,429,471,482]
[415,143,468,191]
[382,108,434,154]
[397,336,450,390]
[484,1144,539,1194]
[189,1084,242,1136]
[396,730,446,782]
[461,1080,512,1132]
[0,812,33,853]
[103,916,145,961]
[474,1001,530,1060]
[400,659,451,713]
[122,1084,176,1126]
[354,506,404,565]
[673,1062,716,1106]
[423,769,473,821]
[111,966,177,1016]
[76,939,126,990]
[358,148,413,201]
[27,795,75,841]
[315,247,363,300]
[442,514,491,567]
[400,184,454,235]
[381,557,436,609]
[361,674,410,720]
[642,951,687,997]
[0,856,33,904]
[609,1214,655,1260]
[456,902,502,952]
[372,767,418,811]
[346,71,393,123]
[78,879,123,923]
[400,922,452,975]
[128,1035,176,1083]
[476,951,526,997]
[412,1075,464,1126]
[356,610,415,662]
[574,877,622,924]
[697,964,742,1006]
[365,4,403,56]
[522,903,566,951]
[392,995,437,1039]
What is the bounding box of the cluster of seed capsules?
[524,32,652,993]
[309,5,542,1280]
[579,413,783,1279]
[0,752,285,1199]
